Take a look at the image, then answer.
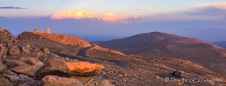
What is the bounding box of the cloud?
[50,11,137,22]
[0,6,26,9]
[184,3,226,16]
[136,8,146,11]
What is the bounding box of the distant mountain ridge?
[97,32,226,74]
[213,41,226,48]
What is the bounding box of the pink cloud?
[50,11,137,22]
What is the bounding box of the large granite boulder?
[39,75,84,86]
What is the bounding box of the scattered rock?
[0,44,7,59]
[5,74,34,86]
[0,29,18,43]
[2,60,28,69]
[100,80,114,86]
[34,58,70,80]
[20,46,30,54]
[0,62,7,77]
[172,70,184,77]
[8,46,20,55]
[20,57,44,66]
[39,75,84,86]
[40,47,50,54]
[45,28,51,34]
[0,77,13,86]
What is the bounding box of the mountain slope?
[97,32,226,74]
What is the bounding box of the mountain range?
[97,32,226,74]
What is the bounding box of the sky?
[0,0,226,42]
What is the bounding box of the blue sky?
[0,0,226,42]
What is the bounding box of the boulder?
[8,46,20,55]
[12,65,43,77]
[20,46,30,54]
[0,44,7,59]
[2,60,28,69]
[39,75,84,86]
[34,58,104,80]
[0,78,13,86]
[45,28,51,34]
[172,70,184,77]
[0,62,7,77]
[11,57,44,77]
[40,47,50,54]
[5,74,33,86]
[0,29,18,43]
[34,58,70,80]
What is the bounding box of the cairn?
[45,28,51,34]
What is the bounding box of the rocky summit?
[0,28,225,86]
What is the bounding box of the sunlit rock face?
[45,28,51,34]
[0,27,3,32]
[65,61,104,73]
[33,29,40,33]
[34,58,104,80]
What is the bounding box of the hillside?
[0,28,225,86]
[97,32,226,75]
[213,41,226,48]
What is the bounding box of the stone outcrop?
[66,61,104,73]
[26,30,92,47]
[45,28,51,34]
[39,75,84,86]
[3,57,44,77]
[33,29,40,33]
[0,28,18,43]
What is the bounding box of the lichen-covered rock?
[40,47,50,54]
[0,44,7,59]
[0,77,13,86]
[39,75,84,86]
[0,62,7,77]
[45,28,51,34]
[8,46,20,55]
